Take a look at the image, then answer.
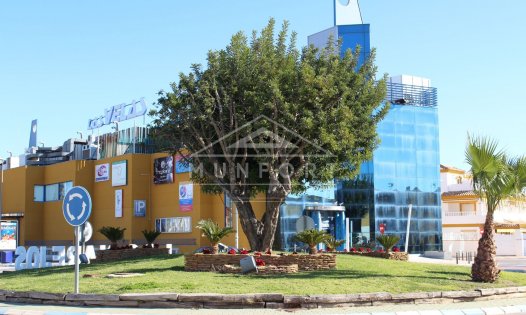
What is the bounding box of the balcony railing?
[444,211,485,217]
[386,82,437,108]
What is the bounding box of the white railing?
[444,211,484,217]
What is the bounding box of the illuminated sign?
[87,98,147,130]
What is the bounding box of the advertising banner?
[0,221,18,250]
[95,163,110,182]
[134,200,146,217]
[155,217,191,233]
[115,190,123,218]
[175,154,192,173]
[112,160,127,186]
[179,182,193,212]
[153,156,174,184]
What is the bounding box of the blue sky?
[0,1,524,170]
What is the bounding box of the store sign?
[154,156,174,184]
[87,98,148,130]
[379,223,386,235]
[112,160,127,186]
[134,200,146,217]
[156,217,191,234]
[95,163,110,182]
[14,245,96,271]
[179,182,193,212]
[175,154,192,173]
[0,221,18,250]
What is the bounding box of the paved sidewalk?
[2,298,526,314]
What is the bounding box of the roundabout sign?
[62,186,92,226]
[62,186,92,294]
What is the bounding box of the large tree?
[466,135,526,282]
[151,19,388,251]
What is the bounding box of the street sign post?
[62,186,92,294]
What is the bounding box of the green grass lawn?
[1,254,526,295]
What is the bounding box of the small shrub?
[195,219,234,254]
[99,226,126,249]
[294,229,332,254]
[324,236,345,252]
[142,230,161,247]
[376,234,401,254]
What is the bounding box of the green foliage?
[196,219,234,244]
[150,18,389,250]
[466,135,526,213]
[294,229,332,248]
[324,236,345,251]
[376,235,400,252]
[142,230,161,245]
[99,226,126,247]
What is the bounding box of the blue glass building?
[278,1,442,253]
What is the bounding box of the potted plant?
[195,219,234,254]
[324,236,345,252]
[142,229,161,248]
[376,234,401,254]
[294,229,331,254]
[99,226,126,250]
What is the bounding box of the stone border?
[1,287,526,309]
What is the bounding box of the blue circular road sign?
[62,186,92,226]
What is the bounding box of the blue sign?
[87,98,148,130]
[62,186,92,226]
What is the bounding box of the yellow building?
[0,153,265,253]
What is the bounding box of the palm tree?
[376,234,400,254]
[294,229,332,254]
[324,236,345,252]
[99,226,126,249]
[466,135,526,282]
[195,219,234,254]
[142,230,161,248]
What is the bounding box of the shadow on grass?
[0,255,183,279]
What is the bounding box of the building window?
[34,186,44,202]
[59,181,73,200]
[456,176,463,184]
[45,184,59,202]
[225,194,233,228]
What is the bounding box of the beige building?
[441,165,526,256]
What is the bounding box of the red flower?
[255,258,266,267]
[376,249,385,253]
[265,248,272,255]
[350,247,357,253]
[228,249,237,255]
[202,249,211,255]
[343,249,349,252]
[240,249,249,255]
[366,248,372,253]
[254,251,262,257]
[359,247,365,253]
[392,246,400,252]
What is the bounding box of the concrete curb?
[1,287,526,309]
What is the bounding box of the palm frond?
[196,219,234,244]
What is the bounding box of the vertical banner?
[115,190,123,218]
[134,200,146,217]
[175,154,192,173]
[153,156,174,184]
[0,221,18,250]
[179,182,193,212]
[112,160,127,187]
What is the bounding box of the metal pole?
[235,205,239,249]
[75,225,80,294]
[345,218,350,251]
[405,204,413,253]
[350,219,353,248]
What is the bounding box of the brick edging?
[1,287,525,309]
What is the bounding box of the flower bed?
[184,254,336,272]
[340,251,408,261]
[94,247,170,263]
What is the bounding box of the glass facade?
[338,104,442,253]
[279,185,338,251]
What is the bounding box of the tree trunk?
[234,195,283,252]
[211,243,219,255]
[309,245,318,255]
[471,211,500,282]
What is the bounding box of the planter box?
[341,251,408,261]
[94,248,170,263]
[185,254,336,272]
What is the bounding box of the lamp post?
[0,157,4,220]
